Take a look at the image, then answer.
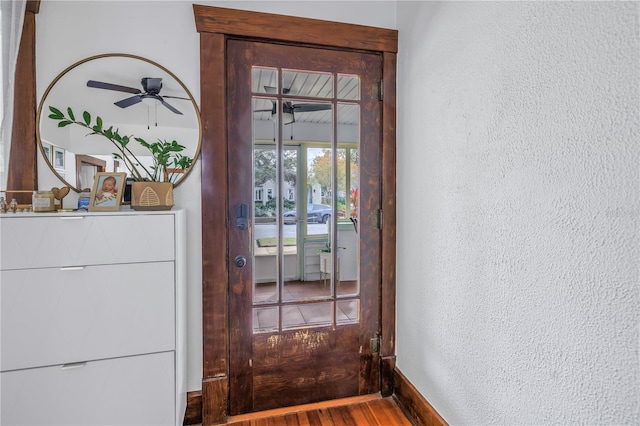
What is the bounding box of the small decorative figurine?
[0,197,6,213]
[9,198,18,213]
[52,186,71,211]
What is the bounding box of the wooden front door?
[226,39,383,414]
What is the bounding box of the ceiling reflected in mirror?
[37,53,201,192]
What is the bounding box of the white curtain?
[0,0,27,191]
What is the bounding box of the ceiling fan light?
[271,111,294,125]
[141,95,158,106]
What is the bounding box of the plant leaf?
[83,111,91,126]
[67,107,75,121]
[48,106,63,120]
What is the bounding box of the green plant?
[47,106,193,182]
[316,241,344,253]
[253,198,296,218]
[317,241,332,253]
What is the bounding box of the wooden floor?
[224,394,414,425]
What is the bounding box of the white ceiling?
[251,68,361,125]
[40,54,200,131]
[39,54,360,149]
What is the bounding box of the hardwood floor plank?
[329,404,359,425]
[372,399,414,425]
[305,410,324,426]
[224,394,413,425]
[317,408,335,424]
[294,411,312,426]
[348,401,383,425]
[282,413,300,426]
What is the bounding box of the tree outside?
[308,148,358,217]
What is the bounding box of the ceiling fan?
[254,86,332,124]
[87,78,189,115]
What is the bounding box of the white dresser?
[0,210,186,426]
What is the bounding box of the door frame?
[194,5,397,424]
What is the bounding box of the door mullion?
[332,73,339,325]
[277,69,285,332]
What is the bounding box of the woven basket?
[131,182,174,211]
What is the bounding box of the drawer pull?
[61,361,87,370]
[60,266,85,271]
[59,216,85,220]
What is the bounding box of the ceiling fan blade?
[114,95,142,108]
[263,86,290,94]
[88,80,141,94]
[293,103,332,113]
[254,99,277,114]
[162,95,191,101]
[160,98,183,115]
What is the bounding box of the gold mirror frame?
[36,53,202,192]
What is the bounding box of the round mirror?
[37,53,201,192]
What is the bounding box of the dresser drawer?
[1,262,175,371]
[1,351,175,426]
[0,214,175,270]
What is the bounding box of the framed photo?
[53,146,65,169]
[89,172,126,211]
[41,142,52,162]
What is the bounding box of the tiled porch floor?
[253,280,359,331]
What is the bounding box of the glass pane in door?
[336,102,359,297]
[252,143,279,305]
[337,74,360,100]
[282,70,333,98]
[251,65,362,333]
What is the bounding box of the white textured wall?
[396,2,639,424]
[35,0,396,392]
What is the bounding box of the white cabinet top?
[0,210,183,270]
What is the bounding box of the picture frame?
[89,172,126,211]
[41,142,52,162]
[53,146,65,169]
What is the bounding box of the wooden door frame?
[5,1,40,204]
[194,5,397,424]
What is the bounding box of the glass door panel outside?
[252,67,360,333]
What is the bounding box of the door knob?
[234,255,247,268]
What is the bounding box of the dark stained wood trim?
[6,7,38,204]
[394,368,448,426]
[200,32,229,382]
[184,391,203,425]
[202,377,228,425]
[200,31,229,425]
[226,39,254,415]
[381,355,396,397]
[193,4,398,54]
[26,0,41,14]
[380,51,398,397]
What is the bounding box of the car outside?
[283,204,332,224]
